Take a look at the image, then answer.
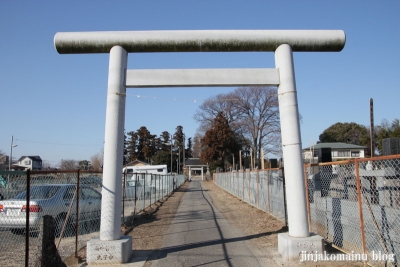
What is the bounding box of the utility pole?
[370,98,374,157]
[9,135,17,171]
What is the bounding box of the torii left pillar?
[87,46,132,264]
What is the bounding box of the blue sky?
[1,1,399,167]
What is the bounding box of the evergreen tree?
[200,112,241,171]
[376,119,400,154]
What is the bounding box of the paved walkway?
[149,179,265,266]
[73,179,363,267]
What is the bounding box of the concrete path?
[150,179,264,267]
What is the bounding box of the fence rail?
[0,170,185,267]
[215,155,400,266]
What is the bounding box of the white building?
[17,156,43,170]
[302,142,366,163]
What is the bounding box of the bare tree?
[91,152,103,172]
[232,86,281,166]
[59,159,77,170]
[194,86,281,168]
[42,160,53,170]
[194,92,244,135]
[0,150,7,171]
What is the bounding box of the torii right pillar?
[275,44,324,260]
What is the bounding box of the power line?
[128,94,199,102]
[15,139,103,147]
[126,93,276,103]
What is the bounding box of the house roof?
[18,156,42,162]
[303,142,367,151]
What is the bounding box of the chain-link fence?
[305,155,400,266]
[214,169,287,224]
[0,170,103,266]
[0,170,186,267]
[121,172,186,224]
[215,155,400,266]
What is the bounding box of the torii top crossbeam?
[54,30,345,54]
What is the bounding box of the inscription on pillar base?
[278,232,324,261]
[87,236,132,264]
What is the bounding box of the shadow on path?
[146,181,287,266]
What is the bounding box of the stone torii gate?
[54,30,345,263]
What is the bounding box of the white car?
[0,184,101,236]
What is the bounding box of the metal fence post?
[257,170,260,208]
[242,170,245,200]
[122,170,126,224]
[303,164,312,233]
[143,173,147,210]
[142,174,145,211]
[151,174,153,206]
[267,170,270,214]
[248,171,251,202]
[237,170,239,197]
[75,170,80,259]
[355,160,367,258]
[281,167,288,226]
[230,171,232,193]
[134,174,137,218]
[25,169,30,267]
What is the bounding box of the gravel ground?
[69,179,365,267]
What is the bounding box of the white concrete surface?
[278,233,324,261]
[125,68,279,88]
[275,44,309,238]
[54,30,345,54]
[100,45,128,241]
[87,236,132,264]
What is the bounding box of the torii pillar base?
[278,233,324,261]
[87,236,132,264]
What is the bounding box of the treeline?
[318,118,400,156]
[54,126,192,173]
[124,125,192,173]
